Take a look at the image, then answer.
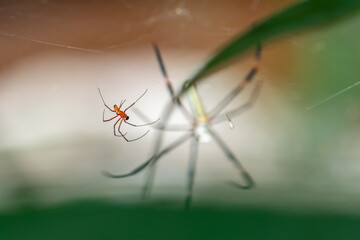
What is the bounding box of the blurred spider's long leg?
[208,129,254,189]
[141,132,193,199]
[103,133,192,178]
[142,100,178,198]
[208,43,261,118]
[185,136,199,210]
[152,41,194,121]
[98,88,115,112]
[142,161,157,200]
[132,107,193,131]
[210,81,263,125]
[103,157,153,178]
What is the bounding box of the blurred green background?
[0,0,360,239]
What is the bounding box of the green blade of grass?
[178,0,360,96]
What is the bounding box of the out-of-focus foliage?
[180,0,360,95]
[0,201,359,240]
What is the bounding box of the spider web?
[0,0,360,213]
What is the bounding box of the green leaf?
[178,0,360,96]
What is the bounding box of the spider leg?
[115,119,150,142]
[142,101,178,199]
[103,133,192,178]
[124,118,160,127]
[185,136,199,210]
[152,41,194,121]
[208,128,254,189]
[112,118,128,138]
[124,89,148,112]
[142,132,193,199]
[98,88,115,112]
[119,99,126,109]
[210,81,263,125]
[141,161,157,200]
[103,156,153,179]
[124,130,150,142]
[208,43,261,119]
[132,107,193,131]
[103,110,118,122]
[102,114,127,138]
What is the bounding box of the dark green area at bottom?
[0,201,359,240]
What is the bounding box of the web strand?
[307,80,360,111]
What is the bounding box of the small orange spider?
[98,88,159,142]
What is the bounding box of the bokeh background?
[0,0,360,239]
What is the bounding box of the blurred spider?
[98,88,159,142]
[103,41,262,209]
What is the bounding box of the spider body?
[98,89,158,142]
[113,105,128,120]
[186,84,212,142]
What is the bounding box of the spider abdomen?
[118,111,127,119]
